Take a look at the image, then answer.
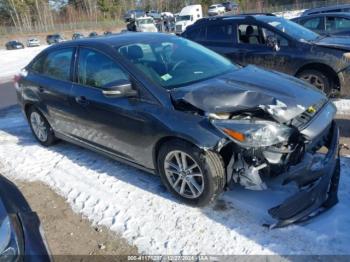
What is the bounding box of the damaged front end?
[211,101,340,228]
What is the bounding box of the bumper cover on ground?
[267,122,340,228]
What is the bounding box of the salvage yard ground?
[15,180,138,255]
[0,34,350,256]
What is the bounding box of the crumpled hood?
[314,36,350,51]
[170,65,328,123]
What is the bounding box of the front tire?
[157,140,225,206]
[28,107,56,146]
[297,69,333,96]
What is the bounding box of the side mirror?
[266,35,280,52]
[102,80,138,98]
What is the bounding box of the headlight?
[212,119,293,147]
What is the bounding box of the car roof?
[44,33,178,50]
[302,4,350,15]
[193,13,275,25]
[295,12,350,19]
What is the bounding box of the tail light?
[13,69,27,89]
[13,74,21,89]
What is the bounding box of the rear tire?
[157,140,225,206]
[27,107,56,146]
[297,69,333,96]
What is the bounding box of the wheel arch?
[24,102,35,119]
[295,63,340,90]
[23,102,53,128]
[153,135,215,173]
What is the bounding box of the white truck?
[135,16,158,32]
[175,5,203,34]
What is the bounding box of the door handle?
[38,86,44,93]
[75,96,89,106]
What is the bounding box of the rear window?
[184,27,206,41]
[206,24,234,42]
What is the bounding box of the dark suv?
[15,33,340,228]
[46,34,64,45]
[292,12,350,36]
[301,4,350,16]
[182,14,350,96]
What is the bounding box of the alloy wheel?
[164,150,204,199]
[30,112,48,142]
[300,73,325,91]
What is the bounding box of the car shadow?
[335,117,350,138]
[0,105,345,255]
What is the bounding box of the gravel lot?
[15,180,138,256]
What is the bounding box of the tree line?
[0,0,335,33]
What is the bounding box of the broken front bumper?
[267,121,340,228]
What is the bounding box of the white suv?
[208,4,226,16]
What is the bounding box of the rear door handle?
[75,96,89,106]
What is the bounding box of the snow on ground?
[0,106,349,255]
[0,45,47,83]
[334,99,350,115]
[274,9,305,20]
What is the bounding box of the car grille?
[291,99,328,130]
[176,25,182,32]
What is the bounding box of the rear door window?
[29,55,46,74]
[206,24,234,42]
[42,48,74,81]
[184,27,206,41]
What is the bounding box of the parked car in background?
[161,12,174,18]
[46,34,64,45]
[175,5,203,34]
[15,33,340,228]
[5,40,24,50]
[147,10,162,20]
[182,14,350,96]
[72,32,84,40]
[222,2,239,12]
[302,4,350,16]
[292,13,350,36]
[89,32,98,38]
[27,37,40,47]
[208,4,226,16]
[0,175,51,259]
[124,9,145,22]
[135,17,158,32]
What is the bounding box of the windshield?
[117,36,237,89]
[177,15,191,21]
[137,18,154,25]
[256,16,320,42]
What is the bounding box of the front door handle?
[75,96,89,106]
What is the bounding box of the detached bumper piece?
[267,122,340,229]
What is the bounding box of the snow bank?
[334,99,350,115]
[0,45,47,83]
[0,107,349,255]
